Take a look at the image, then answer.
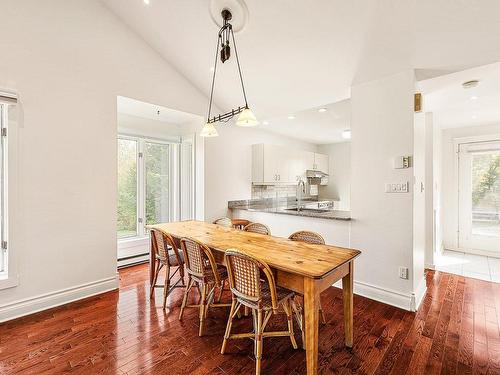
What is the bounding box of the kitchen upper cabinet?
[313,152,329,173]
[289,150,312,182]
[252,144,329,184]
[252,144,291,183]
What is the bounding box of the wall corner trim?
[0,275,119,323]
[410,276,428,312]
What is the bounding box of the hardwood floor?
[1,265,500,374]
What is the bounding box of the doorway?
[116,96,204,267]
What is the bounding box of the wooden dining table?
[149,220,361,375]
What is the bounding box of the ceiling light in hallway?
[462,80,479,89]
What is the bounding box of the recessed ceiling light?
[263,121,269,125]
[318,108,327,113]
[342,129,351,139]
[144,0,150,4]
[287,115,295,120]
[470,96,478,100]
[472,115,477,119]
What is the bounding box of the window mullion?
[138,139,145,237]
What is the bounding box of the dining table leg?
[303,277,319,375]
[342,261,354,347]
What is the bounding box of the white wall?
[424,113,434,268]
[441,123,500,251]
[350,70,425,310]
[317,142,351,210]
[0,0,209,321]
[204,126,317,221]
[433,122,443,257]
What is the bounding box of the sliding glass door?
[144,142,170,226]
[117,136,172,240]
[458,140,500,254]
[117,138,138,239]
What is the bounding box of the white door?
[458,140,500,255]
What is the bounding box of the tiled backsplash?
[252,184,303,199]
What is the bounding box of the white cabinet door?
[289,150,310,182]
[263,144,291,183]
[276,147,292,183]
[304,151,315,171]
[314,153,329,173]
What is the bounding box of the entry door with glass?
[458,140,500,255]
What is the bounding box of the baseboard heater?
[117,253,150,269]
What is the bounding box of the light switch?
[385,181,409,193]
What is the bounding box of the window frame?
[117,134,176,242]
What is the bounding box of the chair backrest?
[180,237,220,284]
[288,230,325,245]
[213,217,233,228]
[225,249,278,310]
[151,229,182,266]
[243,222,271,236]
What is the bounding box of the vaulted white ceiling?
[102,0,500,142]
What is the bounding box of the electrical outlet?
[399,266,409,280]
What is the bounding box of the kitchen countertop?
[228,200,351,221]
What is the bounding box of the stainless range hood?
[306,169,329,178]
[306,169,329,186]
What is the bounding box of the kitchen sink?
[284,208,330,213]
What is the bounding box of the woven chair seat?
[261,282,294,310]
[205,264,228,283]
[156,250,184,266]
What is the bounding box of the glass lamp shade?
[200,122,219,137]
[236,108,259,127]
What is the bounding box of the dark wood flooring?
[1,265,500,374]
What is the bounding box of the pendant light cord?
[206,16,250,122]
[207,33,220,121]
[231,27,249,108]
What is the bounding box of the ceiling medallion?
[200,7,258,137]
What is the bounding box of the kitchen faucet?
[297,178,306,212]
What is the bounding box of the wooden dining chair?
[243,222,271,235]
[288,230,327,346]
[178,237,231,336]
[213,217,233,228]
[150,229,185,309]
[221,249,298,375]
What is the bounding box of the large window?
[0,93,15,281]
[117,136,172,240]
[0,104,6,274]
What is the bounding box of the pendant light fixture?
[200,8,258,137]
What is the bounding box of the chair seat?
[205,264,228,283]
[261,282,294,309]
[156,250,184,266]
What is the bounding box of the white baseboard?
[0,275,119,323]
[333,279,426,312]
